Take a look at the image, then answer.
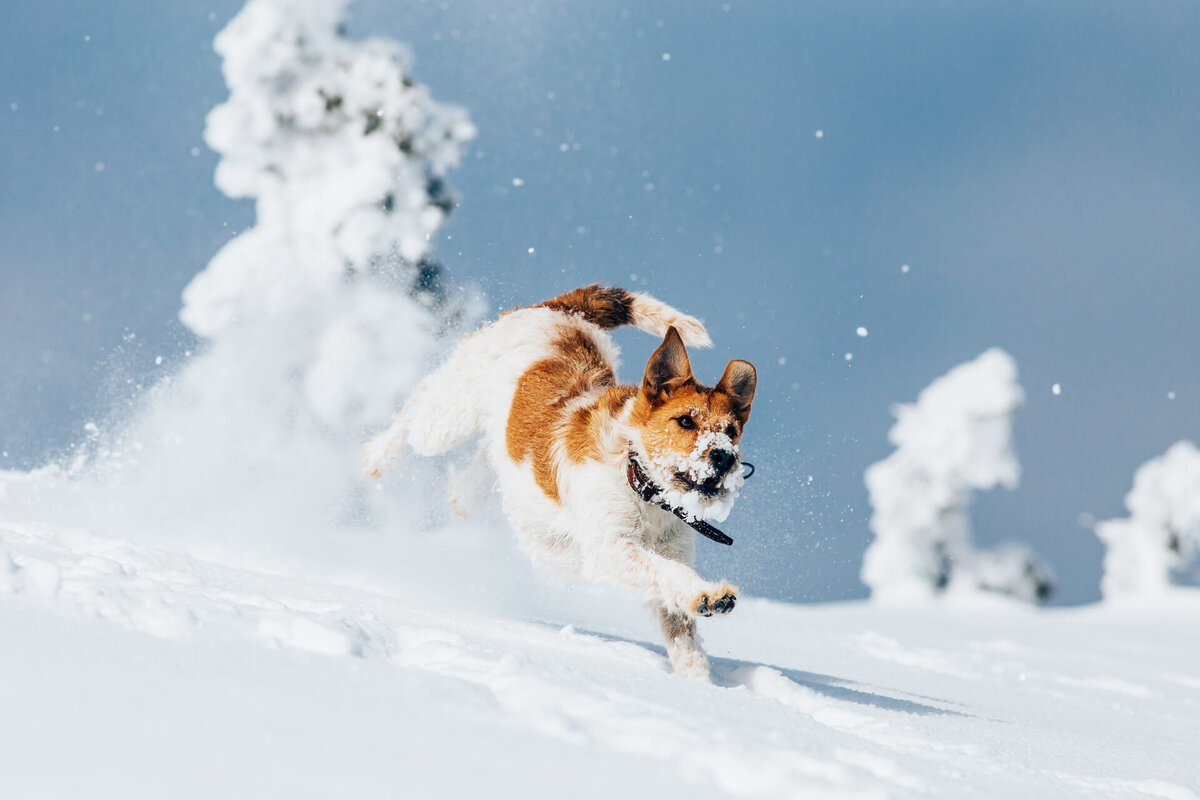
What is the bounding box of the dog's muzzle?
[626,455,735,546]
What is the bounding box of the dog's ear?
[642,327,693,402]
[715,359,756,421]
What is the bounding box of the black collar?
[626,455,734,546]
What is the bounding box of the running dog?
[363,285,756,680]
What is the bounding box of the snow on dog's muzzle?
[627,452,756,547]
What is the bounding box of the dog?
[363,285,756,680]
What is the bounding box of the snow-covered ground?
[5,3,1196,797]
[2,506,1197,798]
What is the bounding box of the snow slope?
[2,513,1197,798]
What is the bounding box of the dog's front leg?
[583,537,738,618]
[652,602,711,680]
[580,536,736,679]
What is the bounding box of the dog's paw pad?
[711,593,736,614]
[690,583,738,617]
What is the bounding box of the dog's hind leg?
[447,440,493,519]
[403,331,500,459]
[364,337,492,477]
[363,408,411,478]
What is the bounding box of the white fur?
[631,293,713,349]
[364,301,735,680]
[447,441,493,520]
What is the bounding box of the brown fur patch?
[537,284,635,330]
[707,389,749,431]
[506,326,621,502]
[657,605,697,644]
[564,385,637,464]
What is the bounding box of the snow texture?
[1096,440,1200,598]
[1,512,1197,799]
[862,349,1054,603]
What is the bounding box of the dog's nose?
[709,449,737,475]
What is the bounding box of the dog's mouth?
[674,471,725,498]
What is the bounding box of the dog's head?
[629,327,757,521]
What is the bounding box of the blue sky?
[2,0,1198,603]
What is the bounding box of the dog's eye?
[676,415,696,430]
[725,424,738,439]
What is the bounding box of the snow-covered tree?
[862,348,1054,603]
[89,0,480,541]
[1095,441,1200,598]
[182,0,478,433]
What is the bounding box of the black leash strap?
[626,457,735,546]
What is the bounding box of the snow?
[42,0,484,566]
[5,3,1196,794]
[862,349,1053,603]
[182,0,478,401]
[1096,441,1200,597]
[1,509,1198,798]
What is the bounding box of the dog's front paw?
[688,581,738,617]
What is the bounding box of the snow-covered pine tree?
[1095,441,1200,598]
[97,0,479,540]
[861,349,1054,603]
[183,0,478,432]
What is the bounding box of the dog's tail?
[538,284,712,348]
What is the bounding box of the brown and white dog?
[363,285,756,679]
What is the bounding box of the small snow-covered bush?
[1096,441,1200,598]
[862,348,1054,603]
